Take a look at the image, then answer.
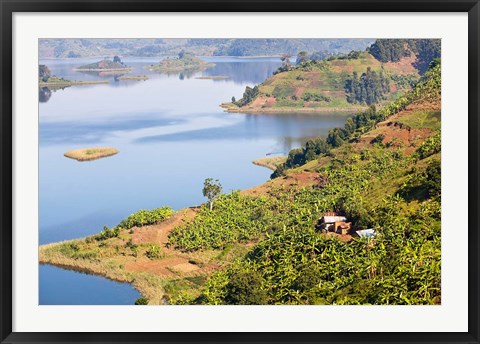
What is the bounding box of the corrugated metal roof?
[356,229,376,238]
[322,216,347,223]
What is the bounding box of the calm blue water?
[39,264,140,305]
[39,57,351,304]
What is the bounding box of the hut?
[318,213,351,235]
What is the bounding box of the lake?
[39,57,351,304]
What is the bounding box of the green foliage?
[202,150,441,305]
[224,270,268,305]
[96,225,120,241]
[415,131,441,160]
[302,92,331,102]
[145,244,164,260]
[119,207,174,229]
[368,39,441,74]
[169,191,273,251]
[368,39,407,62]
[272,59,441,179]
[345,68,390,105]
[134,297,149,305]
[425,159,441,199]
[39,65,51,82]
[235,86,259,107]
[202,178,223,211]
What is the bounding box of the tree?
[39,65,51,82]
[280,53,292,68]
[231,96,236,103]
[203,178,222,211]
[296,51,308,64]
[113,55,122,64]
[178,50,185,59]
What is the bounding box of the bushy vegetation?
[345,67,391,105]
[168,192,275,251]
[195,145,441,305]
[171,60,443,305]
[415,130,442,159]
[234,86,259,107]
[39,65,51,82]
[96,207,174,241]
[368,39,441,74]
[119,207,174,229]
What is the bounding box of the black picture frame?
[1,1,479,343]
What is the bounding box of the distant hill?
[146,53,214,73]
[39,38,374,59]
[75,59,131,71]
[223,51,420,113]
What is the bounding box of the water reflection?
[39,86,71,103]
[39,87,52,103]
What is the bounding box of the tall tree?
[203,178,223,211]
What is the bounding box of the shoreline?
[39,80,109,87]
[38,173,313,304]
[73,68,132,72]
[252,156,287,171]
[220,103,367,114]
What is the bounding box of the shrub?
[119,207,174,229]
[145,244,163,259]
[134,297,149,305]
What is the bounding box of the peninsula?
[39,64,109,87]
[222,47,423,114]
[74,57,131,72]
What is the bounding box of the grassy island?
[40,60,441,305]
[64,147,119,161]
[147,52,214,73]
[74,58,131,72]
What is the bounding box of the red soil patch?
[131,208,198,246]
[250,96,276,108]
[384,54,418,75]
[241,171,321,196]
[294,87,305,97]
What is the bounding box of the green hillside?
[223,51,420,113]
[172,60,441,305]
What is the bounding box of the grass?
[64,147,118,161]
[395,110,441,130]
[228,52,419,114]
[252,156,287,170]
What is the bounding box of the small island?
[147,52,214,73]
[64,147,119,162]
[74,56,132,72]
